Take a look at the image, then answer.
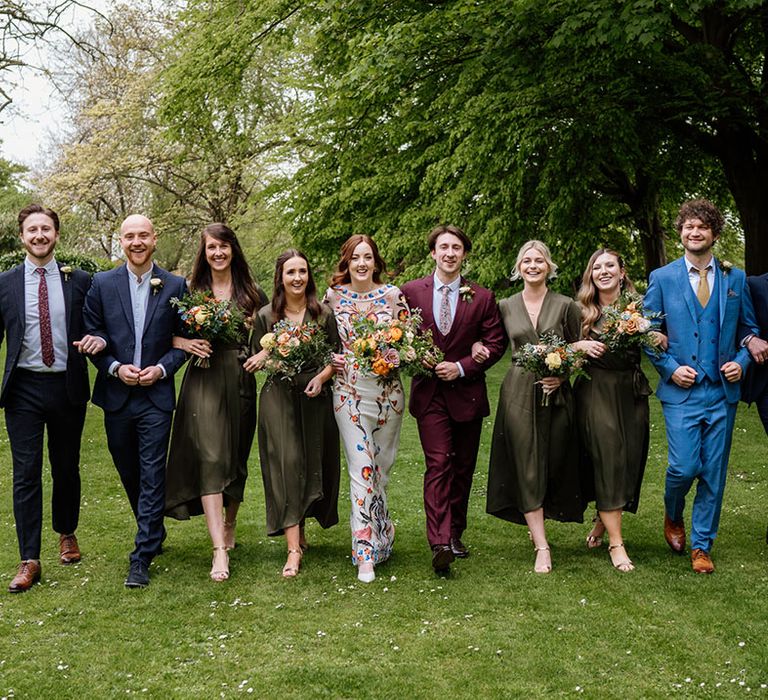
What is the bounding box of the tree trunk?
[717,128,768,276]
[634,206,667,277]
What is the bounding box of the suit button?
[693,332,698,337]
[692,355,697,360]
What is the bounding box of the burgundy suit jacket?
[401,275,507,422]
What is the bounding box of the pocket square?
[727,289,738,298]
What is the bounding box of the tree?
[0,1,104,113]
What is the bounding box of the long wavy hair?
[271,249,322,323]
[330,234,386,287]
[576,248,637,337]
[190,223,265,317]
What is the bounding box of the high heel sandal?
[223,519,237,551]
[210,546,230,582]
[533,545,552,574]
[357,561,375,584]
[282,548,302,578]
[608,542,634,572]
[586,515,605,549]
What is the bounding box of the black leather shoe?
[124,561,150,588]
[431,545,454,573]
[450,537,469,558]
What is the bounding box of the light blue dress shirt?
[18,257,68,372]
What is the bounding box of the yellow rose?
[260,332,276,350]
[545,352,562,371]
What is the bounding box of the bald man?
[83,215,187,587]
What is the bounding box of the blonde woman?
[486,240,584,573]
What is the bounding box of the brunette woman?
[245,250,340,578]
[165,223,266,581]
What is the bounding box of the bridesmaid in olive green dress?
[573,249,654,572]
[487,240,583,574]
[165,223,266,582]
[244,250,340,578]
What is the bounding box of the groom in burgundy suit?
[402,224,506,574]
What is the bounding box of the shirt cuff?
[157,364,167,379]
[741,334,755,348]
[456,361,465,378]
[109,361,121,377]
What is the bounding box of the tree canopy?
[35,0,768,286]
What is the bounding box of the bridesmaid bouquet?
[171,291,244,368]
[259,320,333,379]
[350,310,444,383]
[514,331,588,406]
[599,293,662,355]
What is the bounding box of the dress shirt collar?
[24,257,59,275]
[433,272,460,293]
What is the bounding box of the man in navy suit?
[0,204,105,592]
[84,214,187,588]
[741,273,768,542]
[644,199,759,573]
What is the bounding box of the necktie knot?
[36,267,45,277]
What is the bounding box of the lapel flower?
[60,265,73,282]
[150,277,163,295]
[459,285,475,303]
[719,260,733,275]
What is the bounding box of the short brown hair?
[675,199,724,237]
[18,203,60,232]
[427,224,472,252]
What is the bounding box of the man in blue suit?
[84,214,187,588]
[645,199,759,573]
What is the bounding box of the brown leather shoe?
[691,548,715,574]
[664,515,686,553]
[59,533,81,564]
[9,560,41,593]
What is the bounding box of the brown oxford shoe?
[690,548,715,574]
[8,560,41,593]
[664,515,686,554]
[59,533,81,564]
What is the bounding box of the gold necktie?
[697,268,710,307]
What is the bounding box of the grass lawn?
[0,357,766,698]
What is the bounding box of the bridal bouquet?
[259,319,333,379]
[350,309,443,383]
[514,331,588,406]
[599,293,663,355]
[171,291,244,367]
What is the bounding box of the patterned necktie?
[697,268,710,307]
[36,268,55,367]
[438,285,452,335]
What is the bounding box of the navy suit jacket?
[83,263,187,413]
[0,262,91,407]
[644,256,758,405]
[742,273,768,404]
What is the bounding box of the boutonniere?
[60,265,73,282]
[459,285,475,303]
[719,260,733,275]
[150,277,163,295]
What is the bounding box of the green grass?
[0,358,767,698]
